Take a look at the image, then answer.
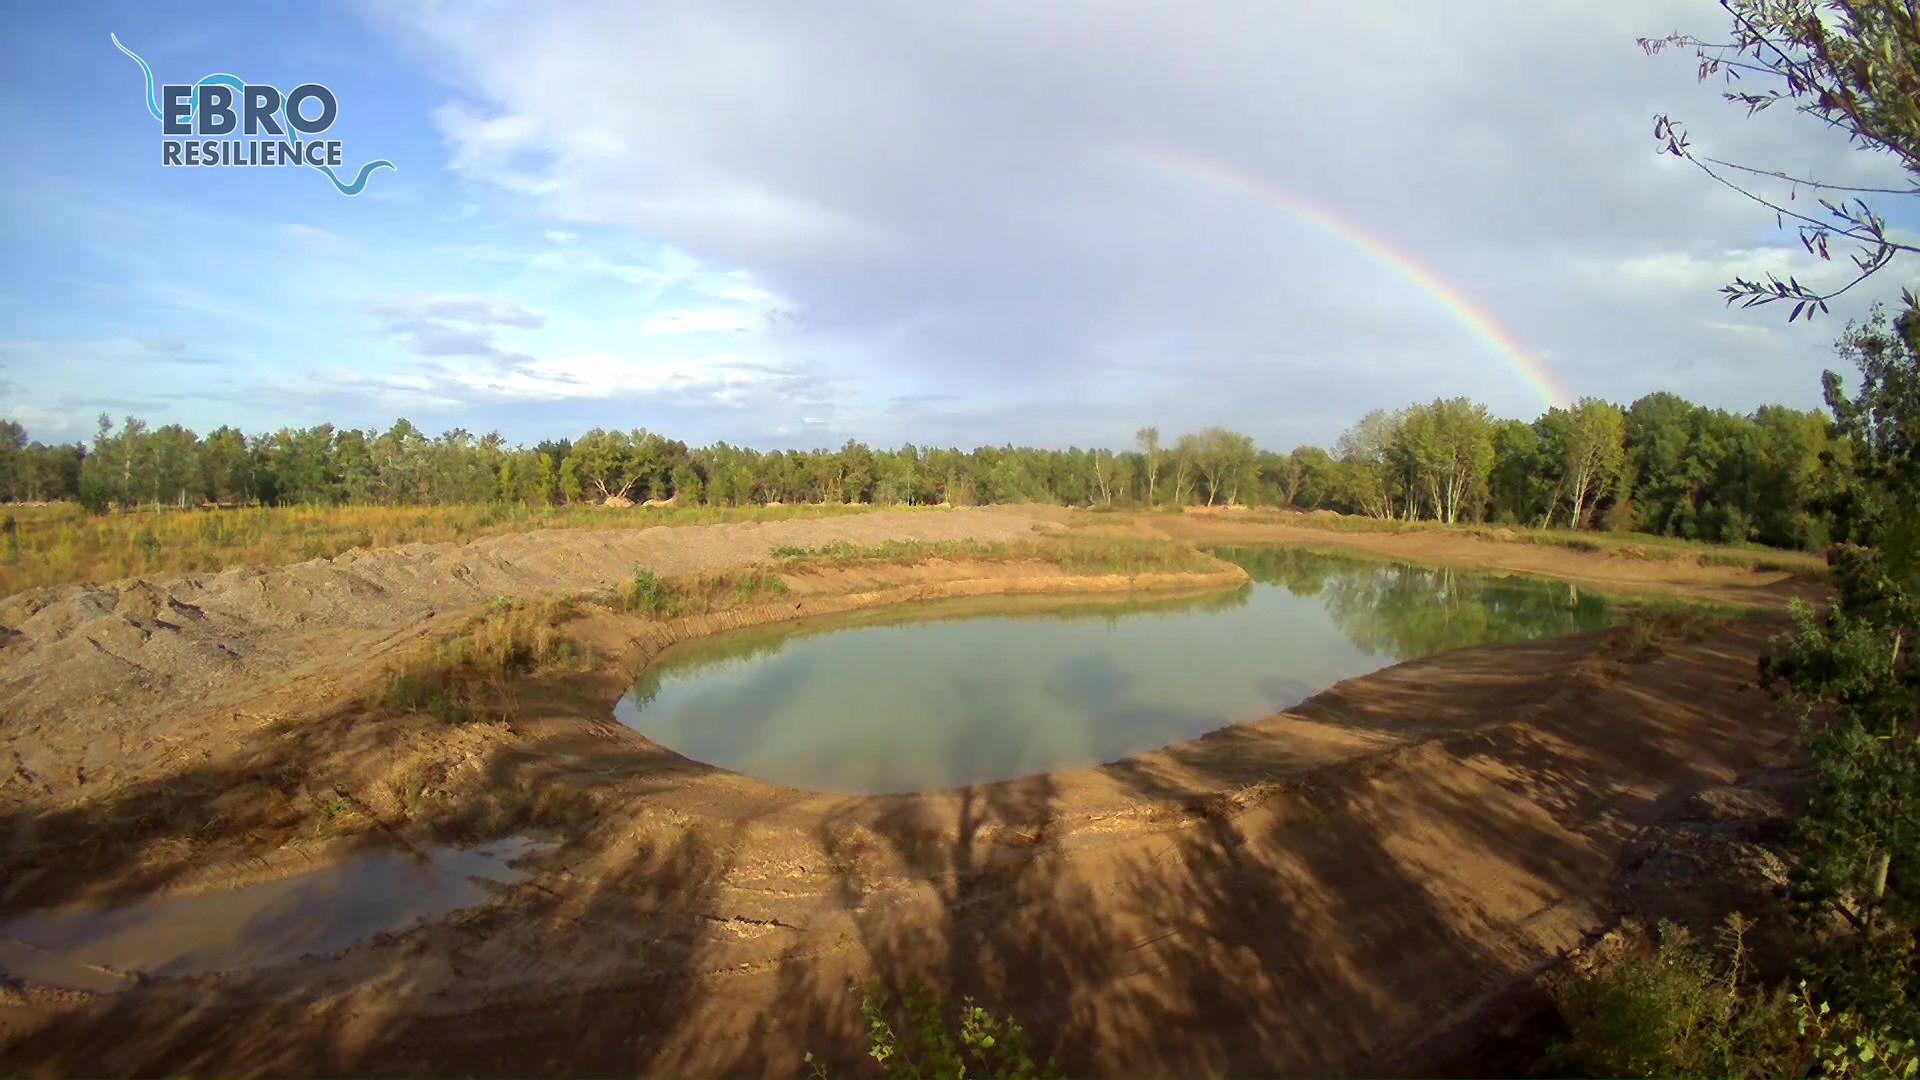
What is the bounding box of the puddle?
[0,836,545,991]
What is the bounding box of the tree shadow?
[0,617,1797,1077]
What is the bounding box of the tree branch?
[1700,154,1920,196]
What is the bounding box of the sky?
[0,0,1910,452]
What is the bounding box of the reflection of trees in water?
[1215,545,1611,661]
[628,586,1252,703]
[1318,563,1609,660]
[1213,545,1358,596]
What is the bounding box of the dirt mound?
[0,508,1048,807]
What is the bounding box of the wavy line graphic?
[111,34,395,198]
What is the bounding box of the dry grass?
[379,596,594,724]
[0,501,876,597]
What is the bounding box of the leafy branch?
[1639,0,1920,321]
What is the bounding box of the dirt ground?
[0,508,1817,1077]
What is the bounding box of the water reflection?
[613,548,1614,794]
[0,837,544,991]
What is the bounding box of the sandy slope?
[0,509,1812,1076]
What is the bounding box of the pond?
[612,547,1615,795]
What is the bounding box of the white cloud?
[364,0,1906,445]
[543,229,579,244]
[638,308,759,335]
[283,224,361,256]
[365,294,547,328]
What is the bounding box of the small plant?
[132,524,161,564]
[618,566,671,617]
[805,980,1060,1080]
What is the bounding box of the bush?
[1547,919,1798,1079]
[617,567,670,617]
[806,980,1060,1080]
[1602,497,1639,534]
[1546,917,1920,1080]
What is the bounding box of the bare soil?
[0,507,1813,1077]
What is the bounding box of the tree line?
[0,389,1854,551]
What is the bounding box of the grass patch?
[379,596,590,723]
[0,500,874,598]
[1191,508,1831,578]
[613,566,791,619]
[769,536,1226,576]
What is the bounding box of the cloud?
[365,294,547,328]
[544,229,579,244]
[361,293,548,367]
[364,0,1906,447]
[639,308,760,335]
[283,224,361,256]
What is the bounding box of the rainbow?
[1119,147,1571,410]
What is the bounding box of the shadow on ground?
[0,620,1794,1077]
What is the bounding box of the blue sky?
[0,1,1905,451]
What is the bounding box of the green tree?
[1136,426,1162,506]
[1555,397,1626,530]
[1649,0,1920,1048]
[560,428,648,503]
[1334,408,1404,519]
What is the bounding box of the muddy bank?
[0,605,1795,1077]
[0,510,1810,1076]
[0,507,1056,808]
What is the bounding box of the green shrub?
[616,565,789,619]
[806,980,1060,1080]
[1547,919,1799,1079]
[1547,917,1919,1079]
[618,567,670,616]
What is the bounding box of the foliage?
[380,597,588,723]
[1825,306,1920,577]
[0,384,1854,566]
[1546,919,1802,1079]
[1547,918,1917,1080]
[1756,304,1920,1042]
[617,567,671,617]
[804,980,1061,1080]
[1641,0,1920,319]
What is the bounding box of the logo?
[111,34,395,197]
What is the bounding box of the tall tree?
[1136,426,1162,506]
[1557,398,1626,530]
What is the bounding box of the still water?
[613,547,1614,795]
[0,837,544,991]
